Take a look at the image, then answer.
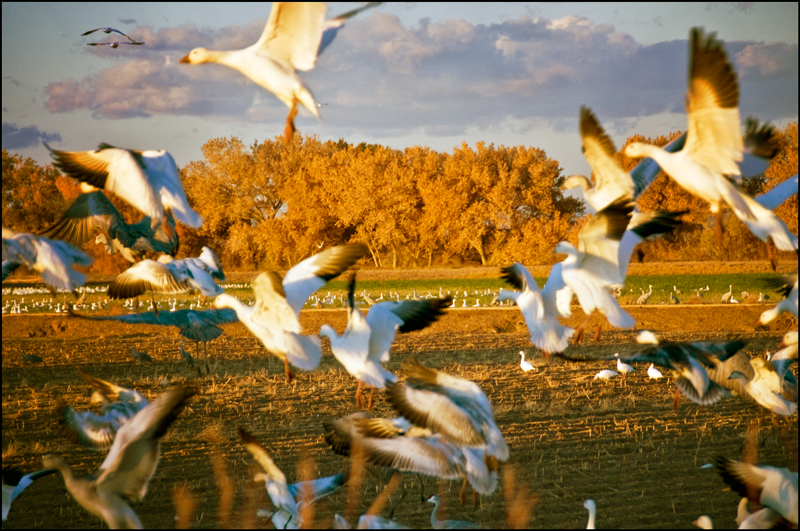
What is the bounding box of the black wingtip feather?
[500,264,524,291]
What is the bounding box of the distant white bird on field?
[594,369,618,380]
[615,354,635,375]
[721,285,733,303]
[518,351,535,373]
[647,364,664,380]
[427,495,483,529]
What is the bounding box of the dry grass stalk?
[365,471,402,516]
[238,472,261,530]
[344,438,367,524]
[297,449,316,528]
[172,484,198,529]
[503,466,538,529]
[211,452,234,529]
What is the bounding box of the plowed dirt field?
[2,304,797,529]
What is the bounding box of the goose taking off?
[2,467,57,523]
[2,227,92,296]
[320,274,450,409]
[214,243,366,381]
[497,262,574,356]
[715,458,798,525]
[45,143,203,230]
[43,386,195,529]
[759,275,798,324]
[180,2,379,143]
[729,357,798,416]
[623,29,797,252]
[387,359,508,461]
[40,191,179,263]
[238,427,347,529]
[323,412,498,504]
[58,369,149,450]
[554,197,636,330]
[107,246,225,303]
[561,106,634,212]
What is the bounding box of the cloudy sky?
[2,2,797,184]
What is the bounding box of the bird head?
[179,48,211,64]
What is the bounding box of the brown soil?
[2,305,797,529]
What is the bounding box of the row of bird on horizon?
[3,3,799,528]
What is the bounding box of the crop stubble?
[2,306,797,529]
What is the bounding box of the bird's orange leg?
[459,478,468,506]
[284,101,299,143]
[367,386,375,410]
[593,323,602,342]
[355,380,364,409]
[283,359,295,383]
[672,388,681,410]
[573,314,593,344]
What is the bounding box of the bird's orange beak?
[179,54,191,64]
[776,340,786,349]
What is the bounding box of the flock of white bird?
[2,2,799,529]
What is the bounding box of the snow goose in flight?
[107,246,225,303]
[81,27,136,40]
[756,174,798,211]
[561,106,634,213]
[715,458,798,525]
[2,467,57,524]
[612,340,745,408]
[214,243,366,381]
[320,273,450,409]
[554,196,636,330]
[87,41,144,48]
[773,331,798,361]
[323,413,497,506]
[624,29,797,252]
[759,275,798,324]
[728,357,797,416]
[180,3,376,142]
[58,369,149,450]
[67,305,238,373]
[42,386,195,529]
[45,143,203,230]
[497,262,574,356]
[427,495,483,529]
[239,427,347,529]
[40,191,179,263]
[387,359,508,461]
[2,227,92,296]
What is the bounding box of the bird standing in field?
[636,285,653,305]
[615,354,635,375]
[647,364,663,380]
[518,351,535,373]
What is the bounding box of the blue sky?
[2,2,797,188]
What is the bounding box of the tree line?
[2,122,797,275]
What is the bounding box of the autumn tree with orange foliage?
[181,136,583,269]
[2,150,66,232]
